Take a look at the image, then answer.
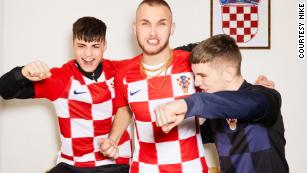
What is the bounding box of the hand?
[21,60,51,81]
[155,99,187,133]
[99,138,119,159]
[255,75,275,89]
[161,114,185,133]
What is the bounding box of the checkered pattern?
[211,118,275,173]
[221,5,258,43]
[203,81,289,173]
[34,60,132,167]
[116,50,208,173]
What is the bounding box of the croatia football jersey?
[115,50,208,173]
[34,60,132,167]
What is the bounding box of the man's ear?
[223,66,236,82]
[170,22,176,36]
[133,22,137,36]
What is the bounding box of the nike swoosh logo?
[130,89,142,96]
[73,90,87,95]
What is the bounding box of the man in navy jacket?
[155,34,289,173]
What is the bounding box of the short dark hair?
[190,34,242,75]
[73,16,107,42]
[138,0,172,14]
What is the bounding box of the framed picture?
[210,0,271,49]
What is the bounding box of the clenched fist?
[155,99,187,133]
[21,60,51,81]
[99,138,119,159]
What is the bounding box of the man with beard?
[99,1,209,172]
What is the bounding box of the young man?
[155,34,289,173]
[99,1,209,173]
[0,17,132,173]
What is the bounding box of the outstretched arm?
[156,86,281,131]
[0,61,51,99]
[184,88,280,124]
[0,67,34,99]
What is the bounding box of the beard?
[136,35,170,56]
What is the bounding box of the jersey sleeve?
[114,70,129,108]
[34,67,68,101]
[111,59,132,71]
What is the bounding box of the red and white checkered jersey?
[34,60,132,167]
[115,50,208,173]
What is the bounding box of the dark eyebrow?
[92,44,102,46]
[158,19,167,23]
[139,18,168,23]
[196,73,206,76]
[139,19,150,23]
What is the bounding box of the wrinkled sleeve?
[184,90,267,121]
[0,66,34,99]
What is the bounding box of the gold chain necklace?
[139,51,173,90]
[141,58,171,72]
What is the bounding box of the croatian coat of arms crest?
[219,0,260,43]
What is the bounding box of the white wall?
[0,0,4,171]
[0,0,306,173]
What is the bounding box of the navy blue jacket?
[184,81,289,173]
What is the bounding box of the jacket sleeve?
[0,67,34,99]
[200,120,215,144]
[174,43,199,52]
[248,85,281,126]
[184,87,281,126]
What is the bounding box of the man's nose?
[85,47,92,56]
